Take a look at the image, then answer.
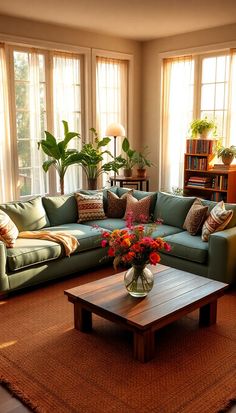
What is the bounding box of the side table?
[110,176,149,191]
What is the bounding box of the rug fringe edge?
[0,377,39,412]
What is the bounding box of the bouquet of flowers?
[101,212,171,270]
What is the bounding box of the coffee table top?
[64,265,228,331]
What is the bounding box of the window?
[96,56,128,185]
[0,45,84,200]
[161,51,236,192]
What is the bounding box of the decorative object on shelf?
[120,137,137,177]
[133,146,155,178]
[189,117,217,139]
[105,122,126,181]
[77,128,124,190]
[38,120,80,195]
[101,212,171,297]
[217,145,236,166]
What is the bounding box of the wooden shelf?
[183,143,236,203]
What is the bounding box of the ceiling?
[1,0,236,41]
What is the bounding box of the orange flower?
[149,252,160,265]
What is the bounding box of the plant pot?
[124,265,154,297]
[123,168,132,177]
[87,178,98,190]
[221,154,234,166]
[199,129,210,139]
[137,168,147,178]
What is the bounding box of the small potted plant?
[121,137,137,177]
[189,117,217,139]
[133,146,155,178]
[217,144,236,165]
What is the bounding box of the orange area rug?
[0,266,235,413]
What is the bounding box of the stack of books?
[187,176,211,188]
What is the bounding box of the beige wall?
[142,23,236,190]
[0,14,142,148]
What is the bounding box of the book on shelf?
[186,139,217,154]
[187,176,212,188]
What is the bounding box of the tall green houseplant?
[38,120,80,195]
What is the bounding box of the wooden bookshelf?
[183,139,236,203]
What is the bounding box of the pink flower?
[101,240,107,248]
[164,242,171,252]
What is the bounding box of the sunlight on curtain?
[227,49,236,154]
[0,47,15,202]
[28,52,48,196]
[53,53,82,193]
[96,57,128,186]
[161,56,194,192]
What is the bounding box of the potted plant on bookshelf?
[133,146,155,178]
[217,145,236,166]
[189,117,217,139]
[121,138,137,177]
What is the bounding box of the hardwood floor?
[0,384,235,412]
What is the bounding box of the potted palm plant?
[38,120,80,195]
[77,128,125,189]
[217,145,236,165]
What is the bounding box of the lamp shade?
[105,123,125,137]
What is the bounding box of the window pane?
[15,83,29,109]
[216,55,229,82]
[17,140,31,167]
[215,83,225,110]
[14,51,29,81]
[201,84,215,110]
[16,112,30,139]
[202,57,216,83]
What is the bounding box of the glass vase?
[124,265,154,297]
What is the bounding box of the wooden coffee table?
[64,265,228,362]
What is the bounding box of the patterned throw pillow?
[107,189,133,218]
[201,200,233,242]
[0,210,19,247]
[75,192,106,222]
[124,193,153,222]
[183,198,208,235]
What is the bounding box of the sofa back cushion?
[202,199,236,229]
[42,195,78,226]
[154,192,195,229]
[117,188,157,216]
[0,197,49,231]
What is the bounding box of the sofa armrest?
[208,227,236,284]
[0,241,9,292]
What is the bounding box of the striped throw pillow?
[0,210,19,247]
[201,201,233,242]
[75,192,106,222]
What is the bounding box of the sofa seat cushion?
[83,218,127,231]
[7,238,61,271]
[151,224,183,238]
[163,231,208,264]
[46,223,103,252]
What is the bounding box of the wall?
[142,23,236,190]
[0,14,142,148]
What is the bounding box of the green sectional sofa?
[0,188,236,296]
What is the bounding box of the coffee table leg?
[74,303,92,332]
[199,300,217,327]
[133,329,155,362]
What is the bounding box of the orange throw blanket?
[18,230,79,257]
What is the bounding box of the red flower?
[149,252,161,265]
[108,248,115,257]
[101,240,107,248]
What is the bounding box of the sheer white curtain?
[53,53,82,193]
[0,46,15,202]
[96,57,128,185]
[161,56,194,192]
[28,52,47,195]
[227,49,236,154]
